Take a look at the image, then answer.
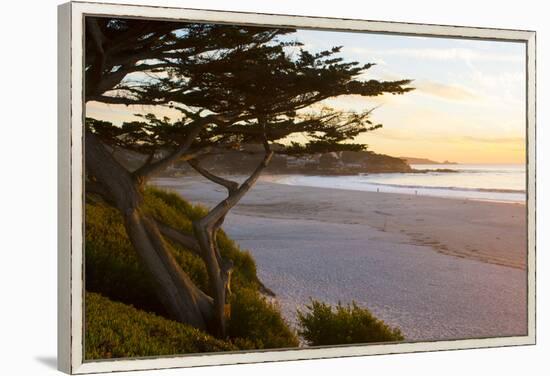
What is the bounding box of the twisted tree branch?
[153,219,202,256]
[188,159,239,194]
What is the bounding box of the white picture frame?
[58,1,536,373]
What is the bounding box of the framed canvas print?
[57,1,536,374]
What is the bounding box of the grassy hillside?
[85,292,235,359]
[85,187,298,359]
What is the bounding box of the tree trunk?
[85,131,214,331]
[85,115,272,337]
[189,140,274,337]
[192,218,233,337]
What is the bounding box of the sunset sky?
[86,28,527,164]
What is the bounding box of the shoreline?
[152,175,527,341]
[263,174,527,205]
[264,174,526,205]
[153,175,527,269]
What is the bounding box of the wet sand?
[153,175,527,341]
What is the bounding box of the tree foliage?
[86,18,295,104]
[86,17,413,157]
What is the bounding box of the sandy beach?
[153,175,527,341]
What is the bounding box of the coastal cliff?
[165,147,413,175]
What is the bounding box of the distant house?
[319,152,342,169]
[304,161,319,171]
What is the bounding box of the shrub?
[85,292,235,359]
[227,288,299,349]
[297,300,404,346]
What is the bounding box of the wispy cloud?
[415,80,477,101]
[370,132,525,145]
[349,47,522,66]
[460,135,525,144]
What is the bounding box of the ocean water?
[275,164,526,203]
